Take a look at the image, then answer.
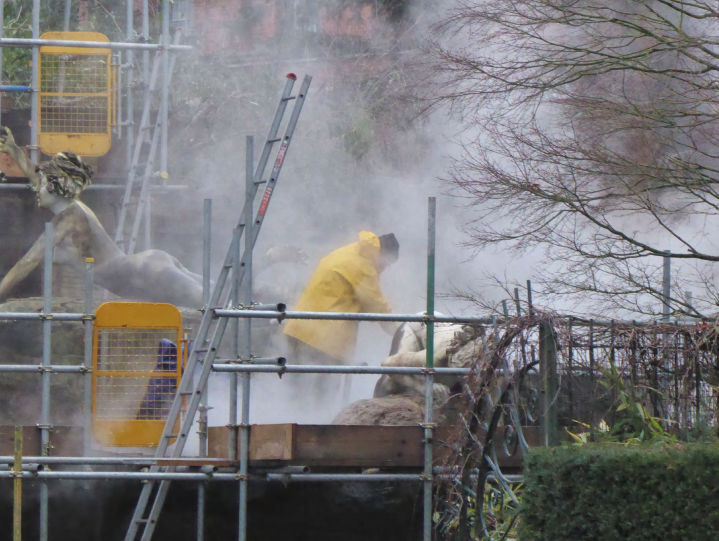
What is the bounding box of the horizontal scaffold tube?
[266,473,422,482]
[0,471,240,481]
[213,309,493,325]
[0,364,88,373]
[0,456,232,466]
[0,312,89,321]
[0,183,187,192]
[212,363,472,375]
[0,470,424,482]
[0,37,192,51]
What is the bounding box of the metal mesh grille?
[39,52,109,134]
[40,53,108,92]
[95,329,179,421]
[40,95,107,133]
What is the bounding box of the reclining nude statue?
[0,127,204,306]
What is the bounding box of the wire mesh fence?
[553,318,718,433]
[94,329,179,422]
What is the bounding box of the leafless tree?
[431,0,719,319]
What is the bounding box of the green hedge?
[519,444,719,541]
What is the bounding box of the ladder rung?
[267,137,281,143]
[281,96,297,101]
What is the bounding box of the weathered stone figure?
[333,321,485,425]
[0,127,203,306]
[373,320,482,401]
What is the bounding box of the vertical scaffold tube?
[229,227,241,460]
[0,0,5,121]
[662,250,671,322]
[83,258,94,454]
[238,135,254,541]
[142,0,150,83]
[202,199,212,308]
[199,198,212,455]
[13,426,22,541]
[423,197,436,541]
[63,0,71,30]
[125,0,134,170]
[160,0,170,177]
[40,222,53,541]
[197,200,212,541]
[30,0,39,163]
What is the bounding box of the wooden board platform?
[0,426,84,456]
[208,424,542,468]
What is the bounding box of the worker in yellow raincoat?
[284,231,400,370]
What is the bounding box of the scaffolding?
[0,6,474,531]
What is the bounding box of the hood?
[357,230,381,261]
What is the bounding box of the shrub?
[519,444,719,540]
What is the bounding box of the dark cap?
[378,233,399,262]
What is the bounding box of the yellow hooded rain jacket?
[283,231,392,361]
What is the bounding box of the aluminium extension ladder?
[124,73,311,541]
[114,33,182,254]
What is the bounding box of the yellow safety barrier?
[38,31,114,156]
[92,302,184,447]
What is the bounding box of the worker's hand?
[433,326,462,364]
[0,126,16,154]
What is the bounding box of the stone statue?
[0,127,203,306]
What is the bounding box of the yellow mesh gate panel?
[92,302,183,447]
[38,31,113,156]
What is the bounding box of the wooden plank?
[249,423,294,461]
[156,458,236,467]
[207,426,234,459]
[292,425,424,467]
[208,423,545,468]
[0,426,83,456]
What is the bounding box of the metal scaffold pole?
[0,0,5,120]
[40,222,53,541]
[423,197,436,541]
[197,198,212,541]
[0,37,191,51]
[30,0,39,163]
[12,426,22,541]
[82,258,95,454]
[229,225,241,460]
[125,0,135,188]
[238,135,254,541]
[161,0,170,178]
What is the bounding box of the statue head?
[35,152,93,208]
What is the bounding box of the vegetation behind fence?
[434,313,719,539]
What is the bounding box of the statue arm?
[381,329,457,367]
[0,214,76,301]
[0,232,46,301]
[0,126,42,190]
